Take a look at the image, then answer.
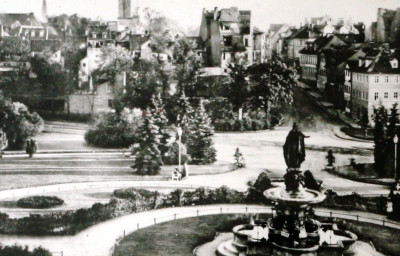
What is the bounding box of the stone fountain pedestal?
[215,169,357,256]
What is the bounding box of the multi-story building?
[253,28,266,63]
[347,49,400,125]
[265,24,289,60]
[199,7,254,69]
[299,34,349,87]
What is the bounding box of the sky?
[1,0,400,33]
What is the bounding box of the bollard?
[154,218,156,224]
[356,215,359,221]
[246,207,248,213]
[383,220,385,226]
[137,223,139,230]
[330,211,332,218]
[174,214,176,220]
[197,210,199,216]
[220,207,222,213]
[124,230,125,237]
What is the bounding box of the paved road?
[0,204,397,256]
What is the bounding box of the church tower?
[119,0,131,19]
[41,0,48,23]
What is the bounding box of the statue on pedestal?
[283,123,309,194]
[283,123,308,169]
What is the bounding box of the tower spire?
[41,0,48,23]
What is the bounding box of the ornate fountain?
[216,123,357,256]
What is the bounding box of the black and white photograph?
[0,0,399,255]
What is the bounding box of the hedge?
[17,196,64,209]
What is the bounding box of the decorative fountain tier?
[214,123,357,256]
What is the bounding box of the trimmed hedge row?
[17,196,64,209]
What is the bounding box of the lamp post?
[177,127,183,172]
[394,135,399,182]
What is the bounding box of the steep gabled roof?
[0,13,42,27]
[289,26,311,39]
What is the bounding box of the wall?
[210,20,221,67]
[368,74,400,124]
[68,82,114,114]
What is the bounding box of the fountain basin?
[264,187,326,205]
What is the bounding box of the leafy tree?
[173,37,203,96]
[372,105,388,173]
[150,94,170,156]
[0,38,30,61]
[30,54,76,114]
[0,97,43,149]
[131,112,163,175]
[116,60,168,111]
[248,58,297,126]
[187,101,217,164]
[388,103,400,138]
[225,57,249,112]
[85,108,141,148]
[99,45,135,81]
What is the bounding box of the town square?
[0,0,399,255]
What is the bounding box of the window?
[375,76,379,83]
[385,76,389,83]
[223,36,232,46]
[244,39,248,47]
[222,25,229,30]
[102,32,108,39]
[39,30,44,37]
[223,52,226,60]
[375,92,379,100]
[108,99,114,108]
[395,92,398,99]
[92,33,97,39]
[31,31,35,37]
[385,92,388,99]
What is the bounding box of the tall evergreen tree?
[131,112,163,175]
[187,101,217,164]
[175,93,194,144]
[372,105,388,173]
[150,94,170,157]
[388,103,400,138]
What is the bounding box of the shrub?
[85,109,141,148]
[0,97,44,150]
[247,172,274,203]
[17,196,64,209]
[163,141,191,165]
[113,188,154,200]
[0,245,52,256]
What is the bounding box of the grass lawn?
[113,214,249,256]
[338,219,400,256]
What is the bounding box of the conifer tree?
[131,112,163,175]
[388,103,400,138]
[372,105,388,174]
[187,101,217,164]
[150,94,170,157]
[175,93,194,144]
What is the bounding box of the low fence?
[108,205,400,256]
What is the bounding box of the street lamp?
[394,135,399,182]
[177,127,183,173]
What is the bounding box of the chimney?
[214,7,218,20]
